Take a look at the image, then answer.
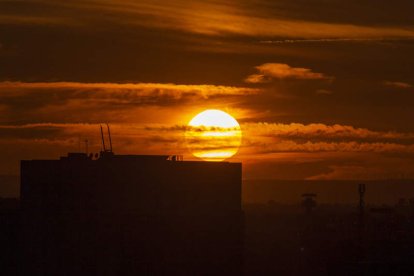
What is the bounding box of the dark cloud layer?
[0,81,257,124]
[1,0,414,84]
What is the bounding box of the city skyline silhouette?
[2,0,414,275]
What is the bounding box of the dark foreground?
[2,198,414,275]
[244,202,414,275]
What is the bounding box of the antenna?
[358,183,366,215]
[106,123,113,152]
[357,183,366,261]
[100,124,106,151]
[85,139,89,154]
[78,136,81,152]
[358,183,366,223]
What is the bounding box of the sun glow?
[186,109,242,161]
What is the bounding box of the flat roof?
[22,152,239,164]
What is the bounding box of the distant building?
[21,152,243,275]
[301,193,317,215]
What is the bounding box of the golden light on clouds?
[186,109,242,161]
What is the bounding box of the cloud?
[0,122,188,153]
[0,15,78,26]
[251,140,414,154]
[0,81,259,124]
[384,81,413,89]
[0,0,414,39]
[3,1,414,39]
[2,0,414,180]
[259,38,414,44]
[130,122,414,153]
[306,158,414,180]
[2,121,414,178]
[0,81,258,99]
[243,122,414,142]
[245,63,333,83]
[147,121,414,142]
[4,122,413,156]
[316,89,333,95]
[27,121,411,157]
[0,122,192,174]
[237,122,414,158]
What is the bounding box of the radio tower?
[358,183,366,228]
[357,183,366,264]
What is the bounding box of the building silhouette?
[21,152,243,275]
[301,193,317,215]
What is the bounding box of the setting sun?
[186,109,242,161]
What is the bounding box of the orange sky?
[1,0,414,179]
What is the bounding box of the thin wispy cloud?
[2,122,414,156]
[259,38,414,44]
[0,81,259,98]
[0,81,259,125]
[316,89,333,95]
[146,122,414,142]
[245,63,333,83]
[384,81,413,89]
[2,1,414,39]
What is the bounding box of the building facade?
[21,153,243,275]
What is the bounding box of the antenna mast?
[100,124,106,151]
[85,139,89,154]
[358,183,366,226]
[106,123,113,152]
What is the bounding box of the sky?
[1,0,414,180]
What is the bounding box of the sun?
[186,109,242,161]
